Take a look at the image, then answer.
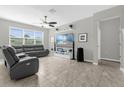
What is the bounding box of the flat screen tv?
[56,33,74,45]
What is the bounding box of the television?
[56,33,74,45]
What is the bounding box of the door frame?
[97,16,122,63]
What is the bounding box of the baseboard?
[84,59,99,65]
[53,54,97,65]
[85,60,94,63]
[101,58,120,62]
[93,62,98,65]
[54,53,70,59]
[120,68,124,73]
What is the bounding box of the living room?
[0,4,124,88]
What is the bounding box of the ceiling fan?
[36,16,57,28]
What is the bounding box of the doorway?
[97,17,121,63]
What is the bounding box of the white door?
[99,17,120,62]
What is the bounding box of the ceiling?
[0,5,116,28]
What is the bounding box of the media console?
[54,33,75,59]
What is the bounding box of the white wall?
[0,18,49,59]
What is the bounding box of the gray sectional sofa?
[13,45,49,58]
[2,46,39,80]
[1,45,49,80]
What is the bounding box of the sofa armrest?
[10,57,39,80]
[16,53,27,59]
[11,57,38,69]
[46,49,49,53]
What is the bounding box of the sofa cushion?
[35,45,44,48]
[23,45,35,52]
[24,47,34,52]
[25,51,40,55]
[7,46,19,62]
[16,49,24,53]
[25,50,49,57]
[33,45,44,51]
[34,47,44,51]
[8,45,49,58]
[13,46,24,53]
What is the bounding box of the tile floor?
[0,56,124,87]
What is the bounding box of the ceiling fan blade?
[49,24,55,27]
[32,23,42,25]
[49,22,57,24]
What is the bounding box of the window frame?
[9,26,44,46]
[9,26,24,46]
[24,29,35,45]
[34,31,44,45]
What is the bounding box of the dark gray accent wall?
[0,18,49,59]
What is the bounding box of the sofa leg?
[4,60,7,67]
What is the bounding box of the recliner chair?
[2,46,39,80]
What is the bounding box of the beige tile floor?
[0,56,124,87]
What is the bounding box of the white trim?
[42,31,44,45]
[100,16,120,22]
[9,26,23,45]
[97,17,121,64]
[93,62,98,65]
[9,26,43,45]
[97,21,101,60]
[54,53,70,59]
[120,68,124,73]
[53,53,94,63]
[101,58,120,62]
[85,60,94,63]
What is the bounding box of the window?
[9,27,43,46]
[24,30,34,45]
[35,32,43,45]
[9,27,23,46]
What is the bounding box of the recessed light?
[49,9,56,14]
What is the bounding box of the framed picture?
[78,33,88,42]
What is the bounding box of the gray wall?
[93,6,124,68]
[1,6,124,67]
[49,17,94,61]
[74,17,94,61]
[100,18,120,60]
[49,6,124,65]
[0,18,49,59]
[93,6,123,64]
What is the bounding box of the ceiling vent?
[49,9,56,14]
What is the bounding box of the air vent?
[49,9,56,14]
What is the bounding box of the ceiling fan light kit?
[56,28,59,31]
[48,9,56,14]
[34,16,57,28]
